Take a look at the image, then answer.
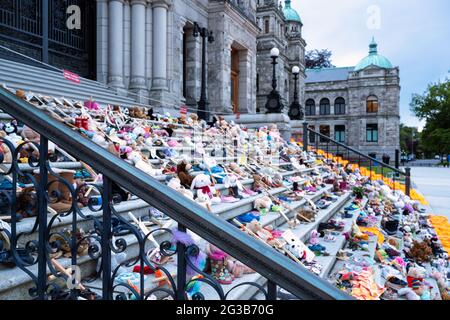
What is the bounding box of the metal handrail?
[306,128,406,176]
[0,87,351,300]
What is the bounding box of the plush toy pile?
[0,87,449,300]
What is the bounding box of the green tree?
[305,49,335,69]
[400,124,421,157]
[410,80,450,158]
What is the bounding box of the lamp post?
[193,22,214,121]
[265,47,284,113]
[288,65,303,120]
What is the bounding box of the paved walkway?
[410,167,450,219]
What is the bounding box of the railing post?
[302,122,308,151]
[176,224,187,300]
[267,280,277,300]
[405,167,411,197]
[37,136,49,299]
[395,149,400,170]
[234,138,238,163]
[42,0,49,63]
[102,176,112,300]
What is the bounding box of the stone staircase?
[0,107,358,299]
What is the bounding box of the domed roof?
[354,38,393,71]
[283,0,302,23]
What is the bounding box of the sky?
[292,0,450,131]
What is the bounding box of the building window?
[308,125,316,143]
[319,98,330,115]
[256,74,259,93]
[305,99,315,116]
[367,95,379,113]
[319,125,330,142]
[366,124,378,142]
[264,19,270,33]
[335,125,345,143]
[334,97,346,115]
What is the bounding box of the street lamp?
[265,47,284,113]
[193,22,214,121]
[288,65,303,120]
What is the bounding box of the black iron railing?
[303,124,410,196]
[0,87,351,300]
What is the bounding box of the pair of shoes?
[236,211,260,223]
[385,276,408,291]
[344,203,360,212]
[316,199,331,209]
[383,219,399,235]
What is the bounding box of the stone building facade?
[95,0,305,115]
[97,0,262,114]
[302,40,401,160]
[255,0,306,112]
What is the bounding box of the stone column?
[96,0,108,84]
[145,1,153,93]
[108,0,125,89]
[123,2,131,88]
[151,0,169,91]
[130,0,147,97]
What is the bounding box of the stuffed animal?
[282,229,315,263]
[167,177,194,200]
[195,191,212,212]
[129,106,147,119]
[190,174,221,204]
[129,152,162,177]
[407,241,433,263]
[254,196,272,214]
[177,160,194,189]
[252,174,266,192]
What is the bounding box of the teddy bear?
[205,243,254,279]
[177,160,194,187]
[407,266,426,288]
[253,196,272,214]
[167,177,194,200]
[129,151,162,177]
[246,220,279,247]
[252,174,266,192]
[190,173,221,204]
[194,191,212,212]
[129,106,147,119]
[407,241,433,263]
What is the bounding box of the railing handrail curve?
[306,128,406,176]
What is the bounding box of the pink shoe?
[243,188,258,196]
[221,195,240,203]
